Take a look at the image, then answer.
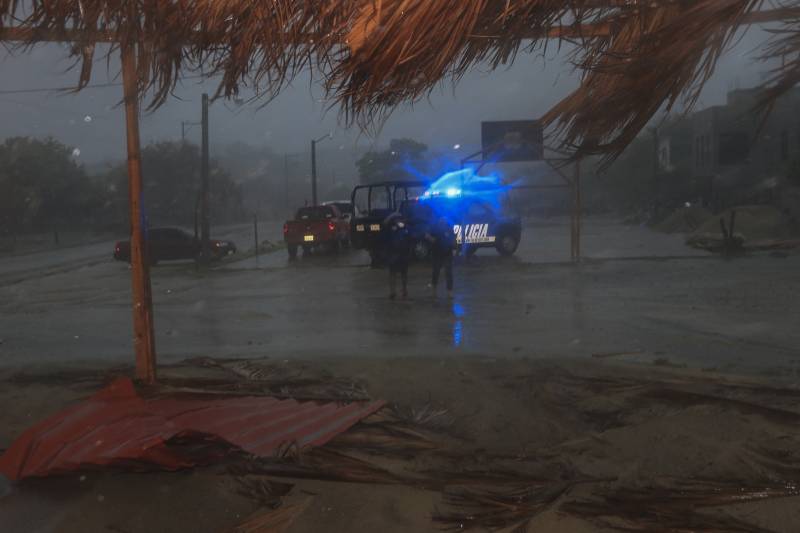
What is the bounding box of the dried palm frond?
[433,482,574,532]
[754,5,800,113]
[232,476,293,508]
[542,0,771,166]
[229,447,407,486]
[1,0,360,108]
[324,1,611,130]
[228,498,311,533]
[3,1,797,162]
[562,479,799,532]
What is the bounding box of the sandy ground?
[2,356,800,532]
[1,216,799,532]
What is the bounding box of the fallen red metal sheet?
[0,377,384,481]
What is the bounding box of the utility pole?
[311,133,332,206]
[311,139,318,206]
[652,127,660,219]
[200,93,210,263]
[284,153,289,209]
[121,41,156,384]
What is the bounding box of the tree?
[356,139,428,184]
[0,137,98,236]
[103,141,244,229]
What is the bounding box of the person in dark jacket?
[427,216,455,298]
[384,213,411,299]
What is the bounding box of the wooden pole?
[200,93,211,263]
[284,153,290,213]
[253,213,259,266]
[121,42,157,384]
[311,139,318,206]
[574,160,582,262]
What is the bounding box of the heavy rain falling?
[2,2,800,532]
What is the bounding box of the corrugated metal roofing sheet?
[0,377,384,481]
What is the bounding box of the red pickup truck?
[283,205,350,259]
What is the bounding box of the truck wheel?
[331,240,341,255]
[496,234,519,256]
[412,240,431,261]
[288,244,298,259]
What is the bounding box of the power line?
[0,81,123,95]
[0,74,208,96]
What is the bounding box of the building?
[690,87,800,207]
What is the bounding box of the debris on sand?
[691,205,790,241]
[562,479,800,532]
[686,204,800,252]
[0,377,384,481]
[653,206,711,233]
[175,357,372,401]
[228,498,311,533]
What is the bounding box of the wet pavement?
[0,216,798,376]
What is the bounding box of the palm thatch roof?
[1,0,798,164]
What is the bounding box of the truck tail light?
[328,221,336,232]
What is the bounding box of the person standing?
[427,216,455,298]
[385,213,411,299]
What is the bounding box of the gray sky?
[0,26,774,166]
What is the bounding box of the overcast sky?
[0,25,775,166]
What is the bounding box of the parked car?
[113,227,236,264]
[283,205,350,259]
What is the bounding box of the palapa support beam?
[121,41,157,384]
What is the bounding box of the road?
[0,216,798,377]
[0,222,276,286]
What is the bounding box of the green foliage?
[356,138,428,184]
[0,137,99,234]
[0,137,246,236]
[103,141,244,228]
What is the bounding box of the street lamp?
[311,132,333,206]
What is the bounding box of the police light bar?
[421,188,462,199]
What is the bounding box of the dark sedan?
[113,227,236,264]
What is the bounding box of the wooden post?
[311,139,318,206]
[570,180,577,262]
[200,93,211,263]
[253,213,259,266]
[574,160,582,262]
[121,42,157,384]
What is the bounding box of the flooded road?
[0,217,797,376]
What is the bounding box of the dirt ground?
[2,355,800,533]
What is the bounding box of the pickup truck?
[283,205,350,259]
[350,180,429,265]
